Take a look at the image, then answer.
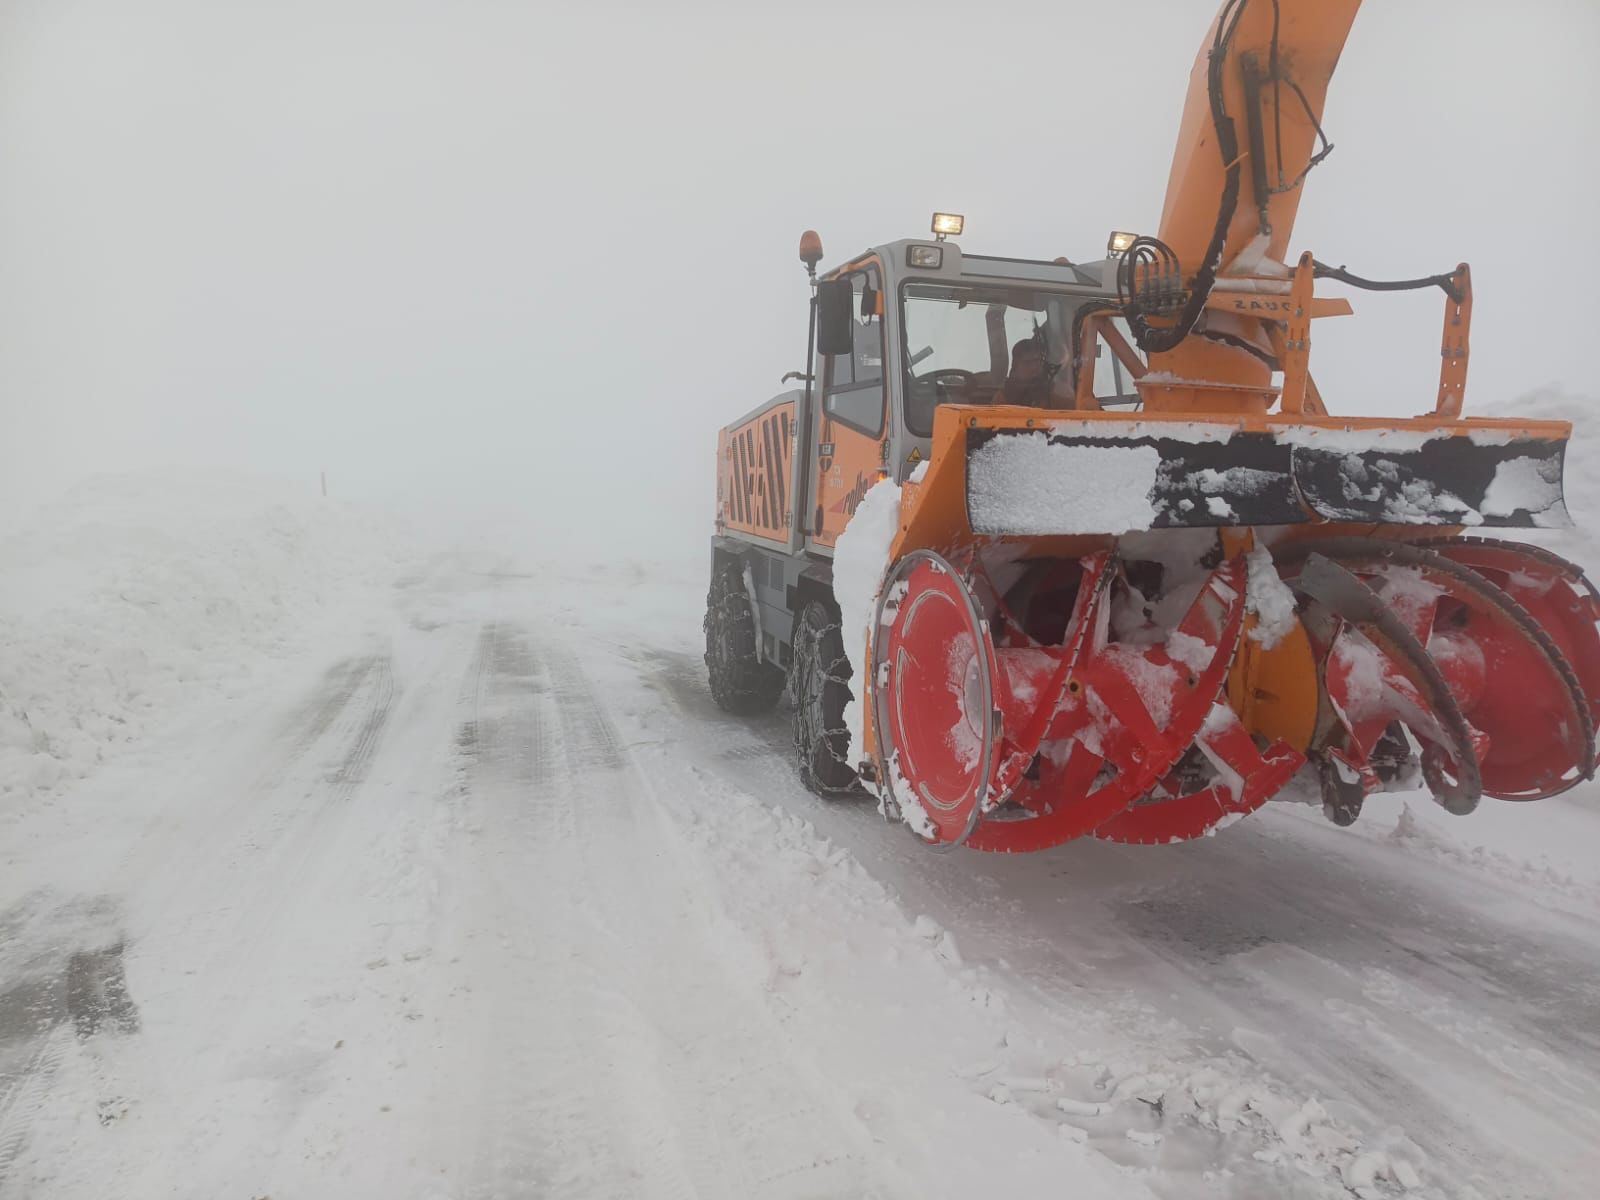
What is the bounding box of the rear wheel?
[704,561,784,715]
[792,601,858,794]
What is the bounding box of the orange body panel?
[716,400,796,546]
[811,404,887,549]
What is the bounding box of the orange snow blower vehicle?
[705,0,1600,850]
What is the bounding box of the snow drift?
[0,471,415,808]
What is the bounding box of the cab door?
[809,265,887,551]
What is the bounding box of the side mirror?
[816,279,854,357]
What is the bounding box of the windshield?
[902,282,1150,434]
[900,282,1080,435]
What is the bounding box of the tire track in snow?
[546,636,892,1199]
[448,621,645,1199]
[447,623,892,1200]
[1111,850,1600,1198]
[0,892,140,1197]
[174,652,396,975]
[285,655,385,757]
[0,894,64,1189]
[330,657,395,792]
[460,620,554,790]
[456,621,741,1199]
[0,649,404,1199]
[0,1030,66,1194]
[629,643,1600,1199]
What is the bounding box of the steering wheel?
[925,368,977,388]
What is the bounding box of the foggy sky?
[2,0,1596,559]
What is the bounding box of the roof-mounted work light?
[931,212,964,240]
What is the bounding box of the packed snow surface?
[968,434,1160,534]
[5,419,1600,1199]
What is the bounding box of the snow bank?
[0,471,416,808]
[830,479,901,774]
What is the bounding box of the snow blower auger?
[705,0,1600,851]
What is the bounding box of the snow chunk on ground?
[831,478,901,774]
[968,434,1160,535]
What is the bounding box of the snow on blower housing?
[705,0,1600,851]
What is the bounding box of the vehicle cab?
[803,218,1145,554]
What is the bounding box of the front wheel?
[792,601,858,794]
[704,561,784,715]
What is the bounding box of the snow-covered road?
[4,553,1599,1199]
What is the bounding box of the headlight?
[907,245,944,269]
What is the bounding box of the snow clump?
[831,477,902,777]
[1244,543,1298,649]
[968,434,1160,535]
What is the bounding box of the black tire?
[704,560,785,715]
[792,601,858,794]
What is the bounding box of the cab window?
[823,269,885,435]
[1090,314,1146,408]
[900,282,1074,436]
